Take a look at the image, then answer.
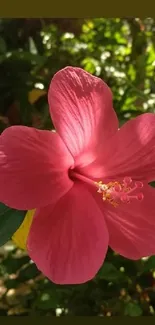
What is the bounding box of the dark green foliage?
[0,247,155,316]
[0,18,155,316]
[0,203,26,246]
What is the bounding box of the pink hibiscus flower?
[0,66,155,285]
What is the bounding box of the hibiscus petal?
[104,183,155,259]
[79,113,155,181]
[48,66,118,164]
[27,182,109,284]
[0,126,73,210]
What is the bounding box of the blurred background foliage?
[0,18,155,316]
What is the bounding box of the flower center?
[69,171,144,208]
[95,177,144,207]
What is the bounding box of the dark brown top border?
[1,0,155,18]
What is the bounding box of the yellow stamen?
[95,178,144,207]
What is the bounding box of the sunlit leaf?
[124,302,143,316]
[12,210,35,250]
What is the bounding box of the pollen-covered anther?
[95,177,144,207]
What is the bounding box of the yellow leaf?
[12,209,35,250]
[29,89,46,105]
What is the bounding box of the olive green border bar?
[1,317,155,324]
[0,0,155,17]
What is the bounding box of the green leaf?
[36,290,60,309]
[0,203,26,246]
[18,262,40,281]
[98,262,120,281]
[0,36,6,53]
[142,256,155,272]
[3,255,30,274]
[124,302,143,316]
